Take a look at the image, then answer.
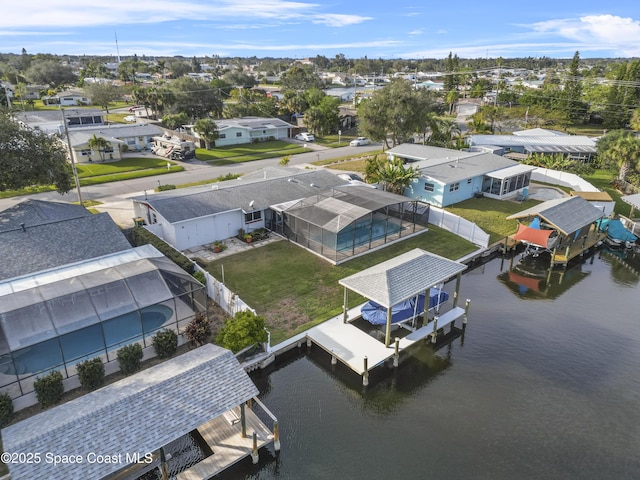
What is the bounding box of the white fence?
[531,167,597,192]
[429,207,490,248]
[195,265,255,316]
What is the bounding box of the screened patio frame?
[276,186,430,264]
[0,256,206,399]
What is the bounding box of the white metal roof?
[338,248,467,307]
[488,163,535,180]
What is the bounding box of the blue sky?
[3,1,640,59]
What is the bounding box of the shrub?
[192,270,206,284]
[157,184,176,191]
[185,312,212,347]
[131,227,195,273]
[34,370,64,408]
[117,343,144,375]
[216,310,268,353]
[76,357,105,391]
[0,392,14,427]
[152,329,178,358]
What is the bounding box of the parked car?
[350,137,370,146]
[337,173,364,182]
[124,115,136,122]
[295,132,315,142]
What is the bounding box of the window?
[236,132,242,137]
[80,149,91,156]
[219,133,226,139]
[424,183,435,192]
[244,211,262,223]
[467,179,472,185]
[449,183,460,192]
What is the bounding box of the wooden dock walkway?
[551,228,607,267]
[177,407,273,480]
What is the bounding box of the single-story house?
[0,200,206,408]
[67,123,163,162]
[132,167,429,263]
[132,168,349,251]
[467,130,597,162]
[13,108,105,134]
[387,144,535,207]
[42,89,90,106]
[186,116,292,147]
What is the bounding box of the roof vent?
[310,183,316,187]
[20,223,26,232]
[211,185,219,190]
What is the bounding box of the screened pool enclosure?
[271,186,430,263]
[0,249,206,399]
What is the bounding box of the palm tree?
[596,130,640,182]
[365,157,419,194]
[193,118,219,150]
[87,134,110,162]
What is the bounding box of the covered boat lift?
[306,249,469,385]
[506,196,607,267]
[1,344,279,480]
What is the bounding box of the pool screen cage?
[0,255,206,400]
[279,186,430,263]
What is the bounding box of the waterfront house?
[0,200,205,409]
[387,144,534,207]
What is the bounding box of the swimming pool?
[0,304,174,378]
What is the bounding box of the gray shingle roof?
[135,169,349,223]
[68,124,162,146]
[339,248,467,306]
[506,196,605,235]
[1,344,259,480]
[0,201,132,280]
[469,134,596,152]
[416,152,517,184]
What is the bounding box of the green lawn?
[446,196,542,244]
[0,158,184,199]
[582,169,632,217]
[314,134,358,148]
[196,141,310,165]
[205,226,476,344]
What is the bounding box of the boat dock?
[178,399,277,480]
[306,304,467,385]
[304,249,470,385]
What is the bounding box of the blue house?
[387,144,535,207]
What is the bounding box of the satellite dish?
[249,200,255,209]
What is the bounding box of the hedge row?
[131,227,195,273]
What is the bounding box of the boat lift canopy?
[339,248,467,346]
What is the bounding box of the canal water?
[220,248,640,480]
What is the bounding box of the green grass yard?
[196,141,310,165]
[204,226,476,344]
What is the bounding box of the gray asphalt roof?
[339,248,467,307]
[0,201,132,280]
[506,196,605,235]
[416,152,517,184]
[216,116,292,130]
[12,109,103,123]
[469,134,596,151]
[387,144,477,163]
[1,344,259,480]
[135,169,349,223]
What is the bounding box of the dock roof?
[339,248,467,307]
[1,344,258,480]
[506,196,605,235]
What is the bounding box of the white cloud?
[312,14,373,27]
[528,14,640,57]
[437,29,447,35]
[408,29,424,36]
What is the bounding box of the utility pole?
[60,108,84,205]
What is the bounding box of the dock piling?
[463,299,471,326]
[393,337,400,367]
[363,357,369,386]
[306,338,312,348]
[432,316,438,343]
[251,431,259,464]
[331,351,337,365]
[240,404,247,438]
[273,420,281,452]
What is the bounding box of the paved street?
[1,143,381,227]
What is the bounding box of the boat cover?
[514,223,555,249]
[361,289,449,326]
[599,218,637,242]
